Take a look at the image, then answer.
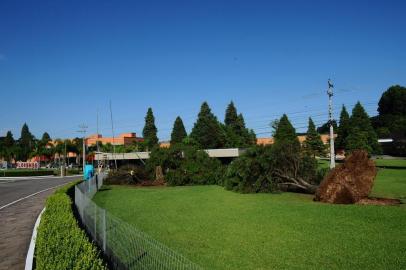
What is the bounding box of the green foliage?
[35,182,106,270]
[378,85,406,116]
[273,114,300,150]
[335,105,350,150]
[142,107,159,150]
[190,102,226,149]
[303,117,325,157]
[146,144,224,186]
[316,120,337,134]
[346,102,381,154]
[225,145,276,193]
[0,169,54,177]
[223,102,256,148]
[18,123,35,161]
[170,116,187,145]
[372,85,406,156]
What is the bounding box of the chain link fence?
[75,174,202,270]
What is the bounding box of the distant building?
[86,133,144,146]
[257,134,336,146]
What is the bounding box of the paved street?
[0,175,80,270]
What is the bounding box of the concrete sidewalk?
[0,189,54,270]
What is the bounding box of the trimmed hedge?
[0,169,55,177]
[35,181,106,270]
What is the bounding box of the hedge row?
[0,170,55,177]
[35,181,106,270]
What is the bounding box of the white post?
[328,79,336,169]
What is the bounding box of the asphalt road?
[0,175,81,208]
[0,175,81,269]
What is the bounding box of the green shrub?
[225,145,276,193]
[146,144,225,186]
[35,182,106,270]
[1,169,54,177]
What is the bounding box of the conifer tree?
[346,102,381,154]
[190,102,225,149]
[335,105,350,150]
[170,116,187,145]
[225,101,238,127]
[304,117,325,157]
[142,108,159,150]
[19,123,34,161]
[274,114,300,149]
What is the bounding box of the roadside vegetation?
[93,166,406,270]
[35,181,106,270]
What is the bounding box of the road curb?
[25,207,45,270]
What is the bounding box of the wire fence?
[74,174,202,270]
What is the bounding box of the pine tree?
[170,116,187,145]
[142,108,159,150]
[346,102,381,154]
[190,102,225,149]
[335,105,350,150]
[19,123,34,161]
[224,102,256,147]
[225,101,238,127]
[3,131,15,162]
[304,117,325,157]
[41,132,51,143]
[274,114,300,148]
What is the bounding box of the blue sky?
[0,0,405,141]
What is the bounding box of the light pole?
[78,125,88,173]
[327,79,336,169]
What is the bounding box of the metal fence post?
[94,202,97,240]
[102,208,106,252]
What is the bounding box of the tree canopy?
[190,102,226,149]
[142,108,159,150]
[170,116,187,145]
[346,102,381,154]
[335,105,350,150]
[223,102,256,148]
[303,117,325,157]
[378,85,406,116]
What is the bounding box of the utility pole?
[78,124,88,173]
[327,79,336,169]
[109,100,118,170]
[96,109,100,168]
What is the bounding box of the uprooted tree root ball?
[314,150,377,204]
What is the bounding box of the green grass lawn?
[93,169,406,269]
[374,158,406,168]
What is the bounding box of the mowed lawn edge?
[93,169,406,270]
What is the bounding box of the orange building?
[85,133,144,146]
[257,134,336,146]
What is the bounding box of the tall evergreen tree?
[170,116,187,145]
[3,131,15,162]
[19,123,34,161]
[346,102,381,154]
[274,114,299,149]
[142,108,159,150]
[225,101,238,127]
[41,132,51,143]
[224,102,256,147]
[190,102,225,149]
[335,105,350,150]
[303,117,325,157]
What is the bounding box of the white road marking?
[0,183,69,211]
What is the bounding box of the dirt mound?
[314,150,377,204]
[356,197,401,206]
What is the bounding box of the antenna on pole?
[327,79,336,169]
[109,100,118,170]
[77,124,88,174]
